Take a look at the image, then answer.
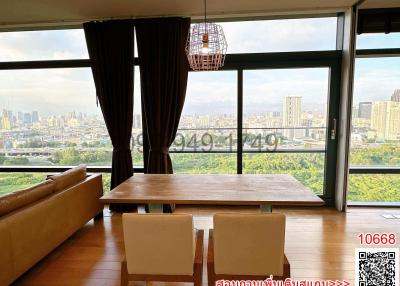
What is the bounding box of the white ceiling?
[0,0,398,28]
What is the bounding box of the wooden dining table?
[100,174,324,212]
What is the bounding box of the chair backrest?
[122,213,195,275]
[213,213,286,276]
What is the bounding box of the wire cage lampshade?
[185,22,228,71]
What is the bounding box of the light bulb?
[201,43,209,54]
[201,33,209,54]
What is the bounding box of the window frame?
[347,28,400,206]
[169,51,341,206]
[0,16,343,206]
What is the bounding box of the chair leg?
[194,230,204,286]
[121,260,129,286]
[283,254,291,279]
[194,264,203,286]
[207,262,215,286]
[94,210,103,220]
[207,229,216,286]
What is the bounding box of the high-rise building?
[17,112,23,122]
[68,111,76,119]
[358,102,372,119]
[283,96,302,140]
[31,111,39,123]
[1,109,12,129]
[391,89,400,102]
[23,112,32,124]
[371,101,400,140]
[352,106,359,119]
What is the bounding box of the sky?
[0,17,399,118]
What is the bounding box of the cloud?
[184,71,236,115]
[0,29,88,61]
[0,68,99,116]
[357,33,400,49]
[353,58,400,103]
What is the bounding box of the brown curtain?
[135,17,190,174]
[83,20,134,192]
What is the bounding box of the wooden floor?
[12,205,400,286]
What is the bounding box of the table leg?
[137,205,147,214]
[260,205,273,213]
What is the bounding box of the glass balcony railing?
[170,127,327,153]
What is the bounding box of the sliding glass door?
[242,68,331,196]
[170,52,341,204]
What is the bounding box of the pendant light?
[185,0,228,71]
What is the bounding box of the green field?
[0,144,399,202]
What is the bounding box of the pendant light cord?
[204,0,207,26]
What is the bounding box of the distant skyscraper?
[68,111,76,119]
[352,106,359,118]
[371,101,400,140]
[358,102,372,119]
[283,96,302,140]
[31,111,39,123]
[1,109,12,129]
[17,112,23,122]
[23,112,32,124]
[391,89,400,102]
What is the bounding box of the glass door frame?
[219,51,342,206]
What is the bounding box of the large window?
[170,53,340,200]
[349,35,400,203]
[0,16,341,203]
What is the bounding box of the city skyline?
[1,87,399,130]
[352,89,400,142]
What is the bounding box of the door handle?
[330,118,337,140]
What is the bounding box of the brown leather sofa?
[0,165,103,286]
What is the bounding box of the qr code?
[356,248,399,286]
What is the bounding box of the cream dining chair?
[121,213,203,286]
[207,213,290,285]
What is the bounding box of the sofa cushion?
[48,165,87,192]
[0,218,15,286]
[0,180,55,217]
[7,192,71,279]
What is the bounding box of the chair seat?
[121,213,204,286]
[207,213,290,286]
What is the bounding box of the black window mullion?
[237,69,243,174]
